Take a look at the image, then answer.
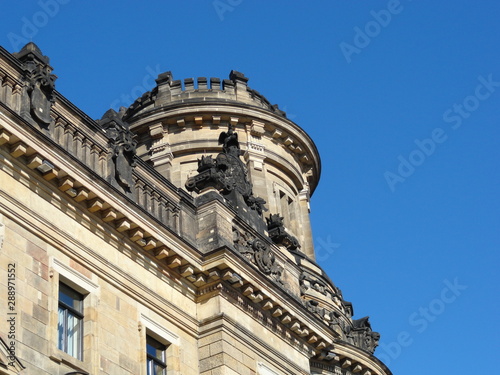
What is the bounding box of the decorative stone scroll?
[186,124,266,216]
[98,109,137,194]
[233,228,283,283]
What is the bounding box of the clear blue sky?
[2,1,499,374]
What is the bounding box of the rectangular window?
[58,283,84,360]
[147,335,167,375]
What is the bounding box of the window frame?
[58,282,84,361]
[146,335,168,375]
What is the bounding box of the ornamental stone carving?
[186,124,266,216]
[98,109,137,194]
[299,271,342,303]
[266,213,300,250]
[15,42,56,127]
[347,317,380,354]
[233,228,283,283]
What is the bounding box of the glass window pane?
[146,336,167,375]
[59,283,83,312]
[57,307,65,351]
[154,363,166,375]
[67,312,82,358]
[58,283,84,360]
[147,336,165,361]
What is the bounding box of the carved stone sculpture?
[346,317,380,354]
[186,124,266,216]
[266,213,300,250]
[14,42,56,126]
[98,109,137,193]
[233,229,283,283]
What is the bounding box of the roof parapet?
[126,70,288,120]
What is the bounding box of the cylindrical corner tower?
[123,69,391,375]
[125,70,321,260]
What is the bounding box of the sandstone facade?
[0,43,391,375]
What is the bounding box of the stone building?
[0,43,392,375]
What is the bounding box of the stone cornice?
[0,102,336,355]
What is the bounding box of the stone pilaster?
[299,185,315,260]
